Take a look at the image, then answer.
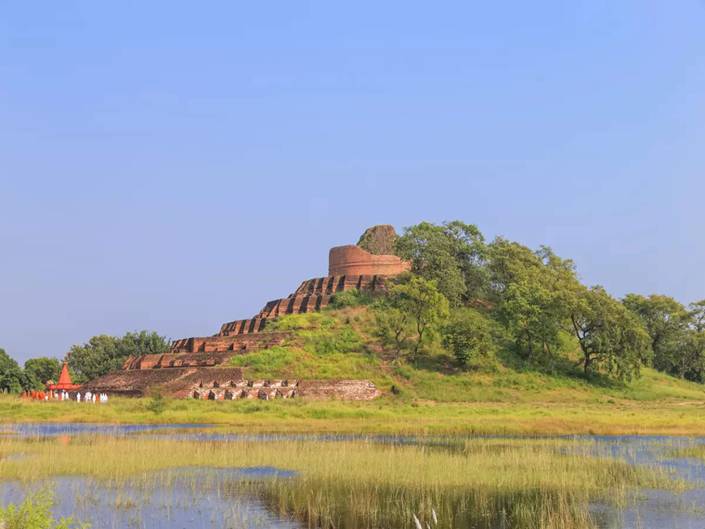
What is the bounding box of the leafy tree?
[0,348,24,393]
[67,331,169,382]
[23,357,62,389]
[569,286,649,381]
[690,300,705,333]
[373,275,450,362]
[330,288,372,309]
[488,240,577,362]
[678,300,705,382]
[390,274,450,361]
[395,221,488,306]
[373,302,414,362]
[442,308,495,367]
[673,331,705,382]
[622,294,690,375]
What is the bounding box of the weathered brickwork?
[328,245,411,277]
[83,226,409,400]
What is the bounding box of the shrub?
[145,392,167,415]
[0,489,89,529]
[442,308,496,368]
[330,289,373,309]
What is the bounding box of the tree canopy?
[67,331,170,382]
[23,357,62,390]
[373,274,449,363]
[391,221,703,384]
[570,287,649,381]
[0,348,25,393]
[395,221,487,306]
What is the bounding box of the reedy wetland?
[0,435,683,529]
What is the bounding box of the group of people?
[23,390,109,403]
[77,391,109,403]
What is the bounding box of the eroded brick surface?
[83,226,407,400]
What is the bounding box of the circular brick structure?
[328,245,411,277]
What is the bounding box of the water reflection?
[0,468,299,529]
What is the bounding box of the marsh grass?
[669,445,705,461]
[0,436,683,529]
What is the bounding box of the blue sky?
[1,1,704,363]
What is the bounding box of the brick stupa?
[82,225,410,399]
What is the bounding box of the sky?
[1,1,704,364]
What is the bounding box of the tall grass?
[0,436,682,529]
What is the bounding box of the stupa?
[82,225,410,399]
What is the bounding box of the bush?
[329,289,373,309]
[442,308,496,368]
[145,393,167,415]
[0,489,89,529]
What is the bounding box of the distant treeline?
[0,331,169,393]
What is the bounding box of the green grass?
[3,306,705,435]
[0,435,683,529]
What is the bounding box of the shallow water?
[0,422,212,438]
[0,468,299,529]
[4,424,705,528]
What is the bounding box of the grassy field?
[3,307,705,436]
[0,435,683,529]
[3,367,705,435]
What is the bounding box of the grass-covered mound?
[228,306,705,404]
[3,307,705,435]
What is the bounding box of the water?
[0,469,298,529]
[0,422,212,438]
[4,424,705,528]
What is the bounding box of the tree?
[0,348,24,393]
[391,275,450,361]
[690,300,705,333]
[622,294,690,375]
[23,357,62,389]
[374,275,450,363]
[373,303,414,362]
[395,221,488,306]
[442,308,495,367]
[570,287,649,381]
[677,300,705,382]
[67,331,169,382]
[488,240,578,362]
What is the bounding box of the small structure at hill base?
[46,362,81,396]
[82,226,409,400]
